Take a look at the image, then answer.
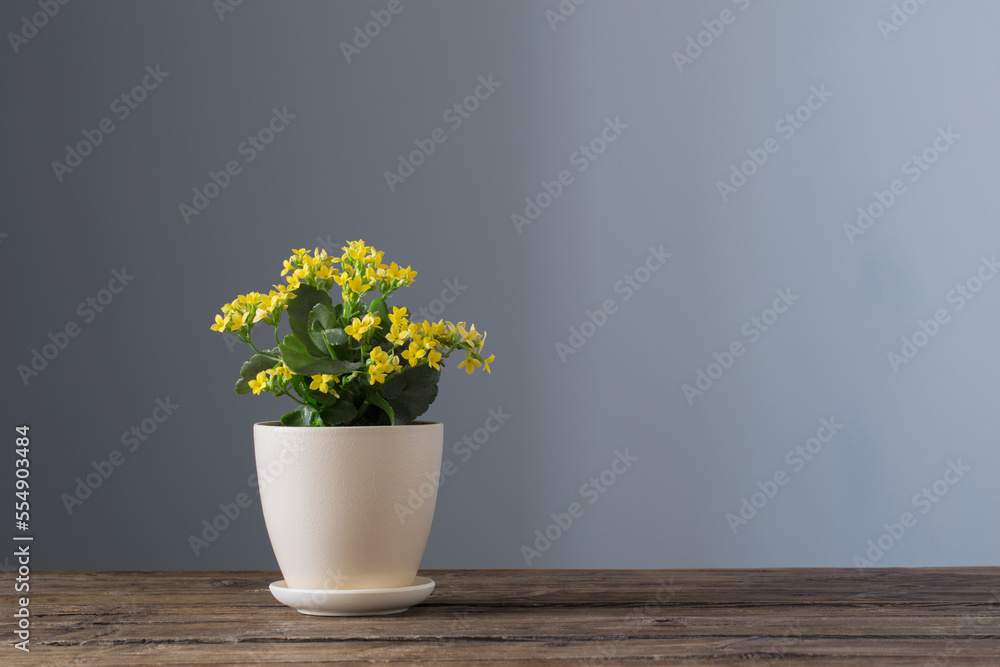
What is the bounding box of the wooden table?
[20,569,1000,664]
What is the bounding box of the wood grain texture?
[11,569,1000,665]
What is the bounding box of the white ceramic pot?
[253,421,443,591]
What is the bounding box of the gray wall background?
[3,0,998,571]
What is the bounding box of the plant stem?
[244,336,280,361]
[285,393,308,406]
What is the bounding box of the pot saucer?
[269,577,435,616]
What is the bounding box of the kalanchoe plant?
[210,240,494,427]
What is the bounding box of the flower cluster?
[333,240,417,300]
[368,347,402,384]
[281,247,341,292]
[245,362,295,396]
[385,307,494,375]
[308,374,339,396]
[210,290,295,333]
[210,240,493,427]
[345,313,381,340]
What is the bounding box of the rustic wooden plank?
[23,638,1000,665]
[14,569,1000,664]
[30,609,1000,643]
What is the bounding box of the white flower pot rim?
[254,420,441,430]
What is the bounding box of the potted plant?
[210,240,493,615]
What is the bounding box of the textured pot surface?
[253,421,443,590]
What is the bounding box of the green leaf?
[289,374,310,399]
[280,405,323,427]
[287,285,333,357]
[234,351,279,394]
[320,400,358,426]
[309,387,342,406]
[322,328,348,347]
[308,304,351,358]
[308,327,349,358]
[369,297,388,324]
[308,303,342,331]
[380,365,440,425]
[365,387,396,426]
[279,334,362,376]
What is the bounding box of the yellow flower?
[248,371,268,395]
[457,356,482,375]
[401,342,427,366]
[228,311,246,330]
[386,323,409,346]
[369,250,386,267]
[315,264,336,281]
[344,317,364,340]
[397,266,417,283]
[482,354,495,374]
[345,313,380,341]
[389,306,408,327]
[427,349,442,370]
[367,347,401,384]
[309,374,339,395]
[456,322,482,345]
[266,363,293,382]
[346,274,370,294]
[252,299,272,324]
[210,314,228,332]
[344,239,373,263]
[424,319,447,338]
